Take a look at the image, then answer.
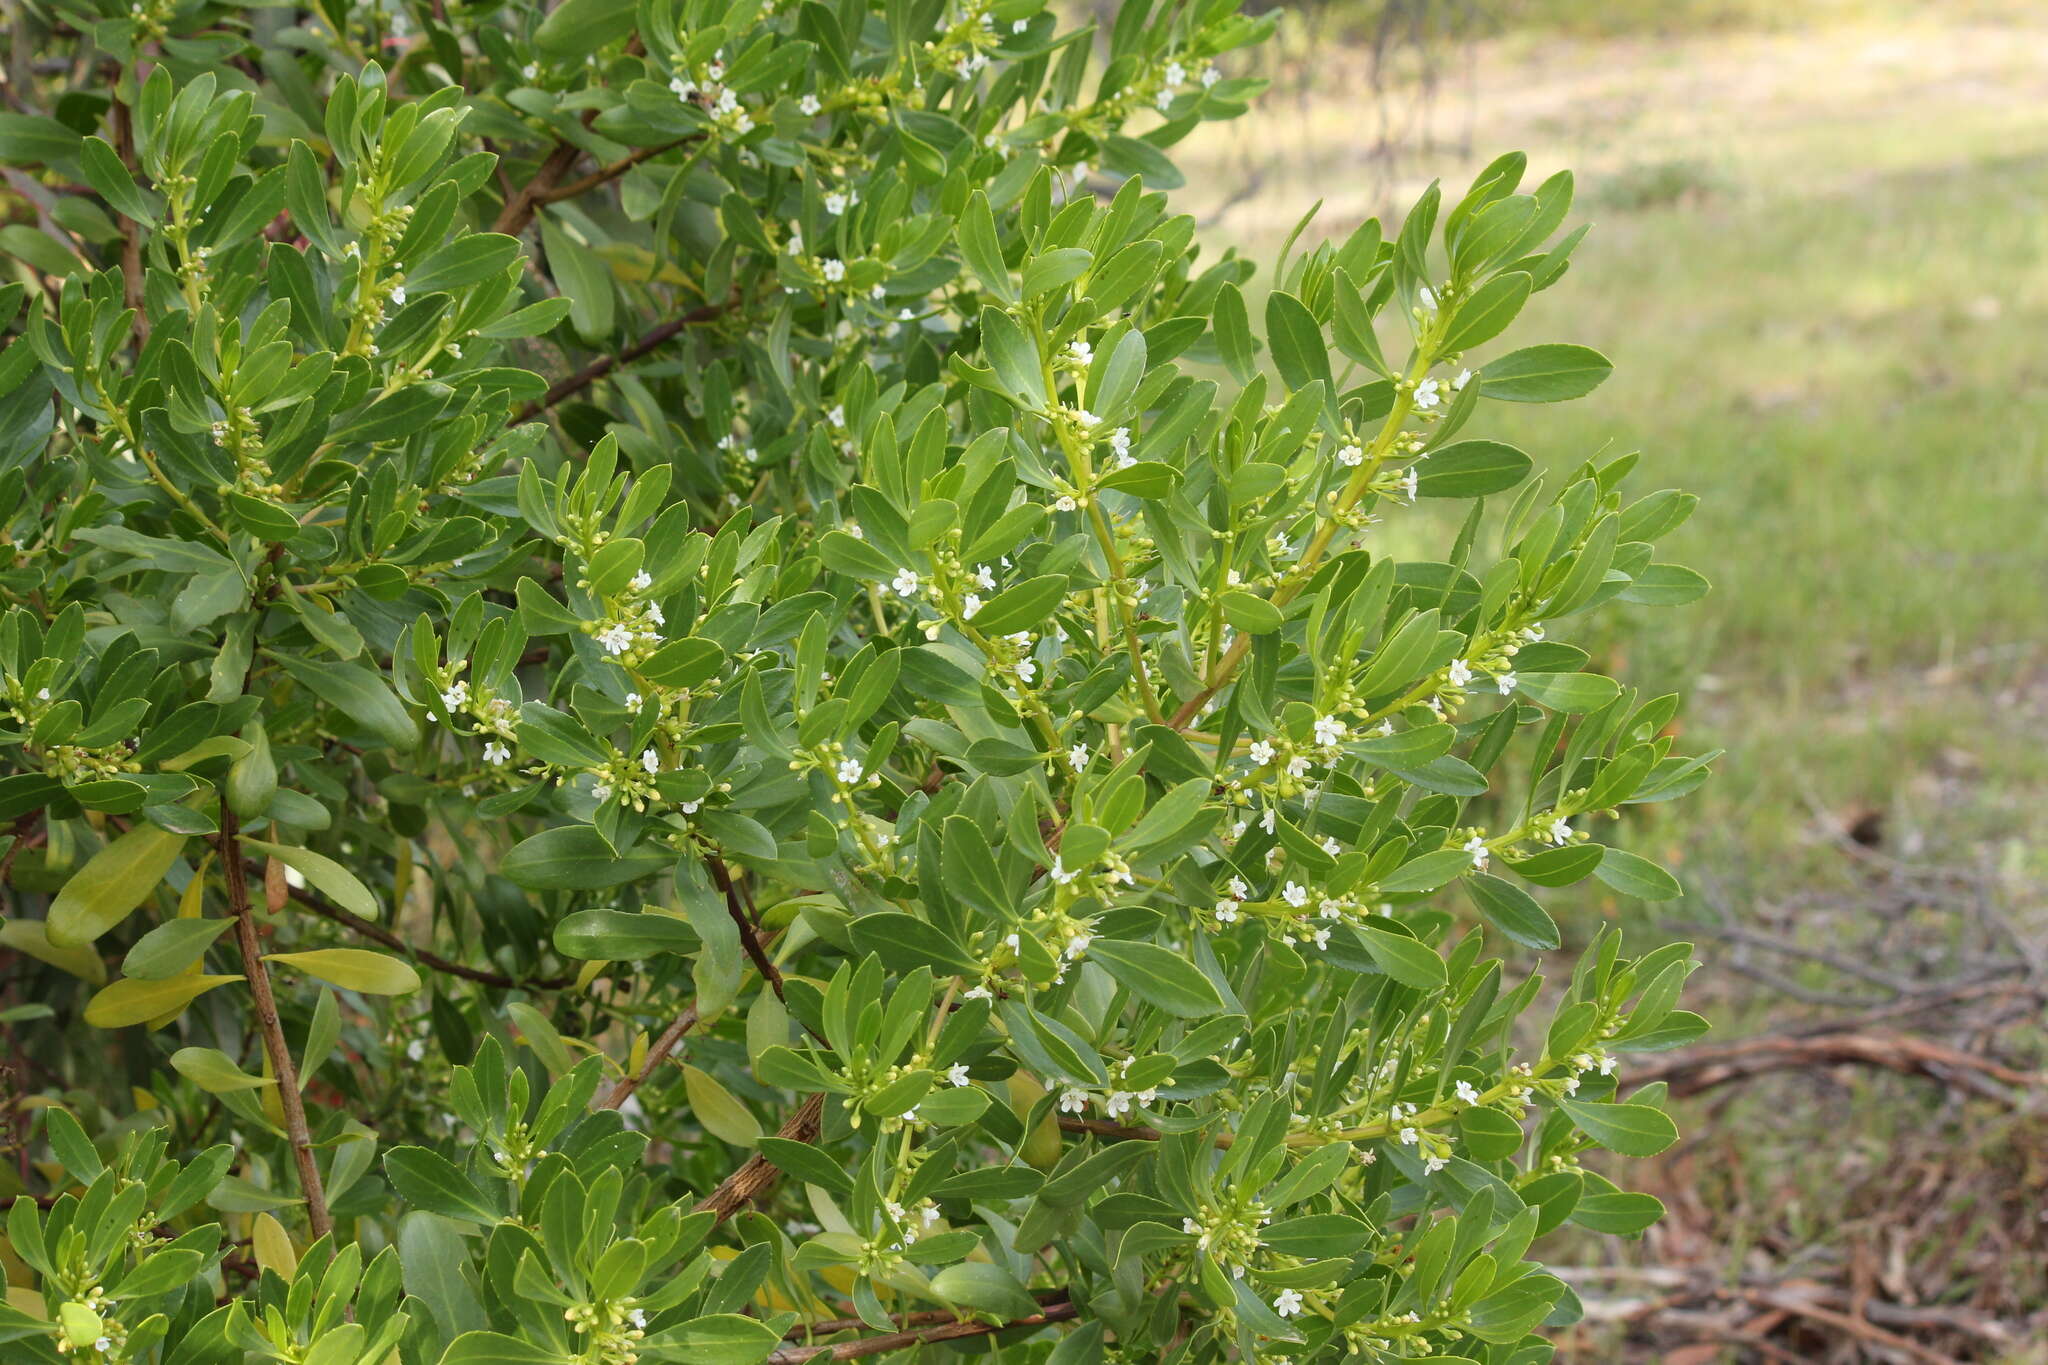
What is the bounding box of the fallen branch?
[1631,1030,2038,1103]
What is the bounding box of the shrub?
[0,0,1716,1360]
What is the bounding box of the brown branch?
[694,1092,823,1222]
[1631,1030,2038,1103]
[108,91,145,341]
[767,1296,1079,1363]
[597,1002,699,1111]
[222,806,331,1238]
[706,852,783,999]
[789,1290,1071,1338]
[263,868,570,991]
[540,135,699,211]
[510,292,740,423]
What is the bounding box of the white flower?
[630,570,653,591]
[598,623,636,654]
[1202,65,1221,87]
[891,568,920,597]
[836,758,863,783]
[1048,858,1076,885]
[641,748,661,775]
[1273,1289,1304,1318]
[1311,927,1332,950]
[1448,659,1473,687]
[1318,897,1343,918]
[1105,1091,1135,1117]
[482,740,510,765]
[1496,671,1518,695]
[1598,1054,1619,1076]
[1164,60,1186,86]
[1065,338,1093,365]
[899,1107,919,1122]
[1058,1087,1089,1113]
[824,190,849,215]
[645,602,665,627]
[389,285,407,306]
[1337,442,1364,467]
[799,94,821,115]
[1399,1125,1419,1145]
[406,1039,426,1061]
[1248,739,1276,766]
[1214,900,1239,923]
[1413,377,1442,410]
[970,563,997,592]
[963,984,993,1000]
[628,1308,647,1330]
[1053,494,1077,513]
[1109,426,1132,457]
[591,782,613,802]
[1525,621,1546,641]
[962,593,983,619]
[1069,407,1101,428]
[669,75,696,98]
[1417,285,1438,312]
[826,404,846,428]
[522,62,540,80]
[440,681,469,712]
[820,257,845,282]
[1454,1079,1480,1105]
[680,799,700,814]
[1463,833,1491,871]
[1286,755,1310,778]
[707,58,725,81]
[1453,367,1472,390]
[1066,743,1089,770]
[1320,837,1342,856]
[624,692,642,709]
[1154,90,1173,113]
[1423,1152,1449,1174]
[1260,806,1277,834]
[1313,714,1345,747]
[1282,881,1308,908]
[947,1063,972,1086]
[1015,656,1037,682]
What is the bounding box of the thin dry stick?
[766,1298,1080,1363]
[262,867,569,991]
[707,852,784,999]
[510,293,740,423]
[597,1003,699,1111]
[221,806,331,1238]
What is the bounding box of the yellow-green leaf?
[262,948,420,995]
[240,838,380,920]
[47,825,189,948]
[683,1064,762,1147]
[0,918,108,985]
[251,1212,297,1278]
[171,1046,276,1093]
[84,974,242,1028]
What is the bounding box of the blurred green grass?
[1177,10,2048,894]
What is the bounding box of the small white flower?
[1214,900,1239,923]
[591,782,613,802]
[598,623,636,654]
[1053,494,1077,512]
[1048,858,1076,885]
[1105,1091,1135,1117]
[1417,285,1438,313]
[1454,1079,1481,1105]
[799,94,821,116]
[440,681,469,712]
[389,285,407,306]
[1015,657,1037,682]
[899,1107,919,1122]
[1314,714,1345,746]
[1311,927,1332,950]
[1423,1152,1449,1174]
[1399,1125,1419,1145]
[891,568,920,597]
[680,799,700,815]
[669,76,696,98]
[406,1039,426,1061]
[630,570,653,591]
[1337,442,1364,467]
[1058,1087,1089,1114]
[624,692,642,709]
[1413,377,1442,410]
[836,758,863,783]
[1496,671,1518,695]
[1282,881,1308,908]
[1066,743,1089,770]
[826,404,846,428]
[1320,837,1342,857]
[974,563,997,590]
[1248,739,1276,766]
[706,58,725,81]
[1448,659,1473,688]
[1453,367,1472,390]
[522,62,540,80]
[1598,1054,1619,1076]
[1164,60,1186,86]
[820,257,845,283]
[1069,407,1101,428]
[628,1309,648,1330]
[1109,426,1132,458]
[645,602,665,627]
[1463,833,1490,871]
[1260,806,1277,834]
[641,748,661,775]
[1012,17,1028,31]
[1201,65,1221,87]
[1065,338,1093,365]
[482,740,511,765]
[1286,755,1310,779]
[1273,1289,1304,1318]
[946,1063,972,1087]
[962,593,983,620]
[824,190,849,215]
[35,687,50,700]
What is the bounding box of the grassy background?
[1176,5,2048,1357]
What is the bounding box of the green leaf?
[1440,270,1531,353]
[553,909,700,960]
[1557,1098,1679,1156]
[957,190,1015,303]
[539,213,616,342]
[1464,875,1560,950]
[171,1047,276,1094]
[1414,440,1531,498]
[502,827,674,890]
[1088,939,1224,1018]
[969,574,1067,635]
[84,975,242,1029]
[929,1262,1041,1319]
[124,919,233,979]
[47,824,188,948]
[437,1331,570,1365]
[240,838,380,920]
[273,655,418,749]
[682,1065,761,1146]
[848,911,977,974]
[1219,590,1283,635]
[1591,847,1682,900]
[1513,672,1621,713]
[1377,847,1471,894]
[385,1148,500,1225]
[263,948,421,995]
[1353,925,1446,990]
[1479,343,1612,402]
[532,0,636,60]
[640,1315,781,1364]
[1265,291,1330,394]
